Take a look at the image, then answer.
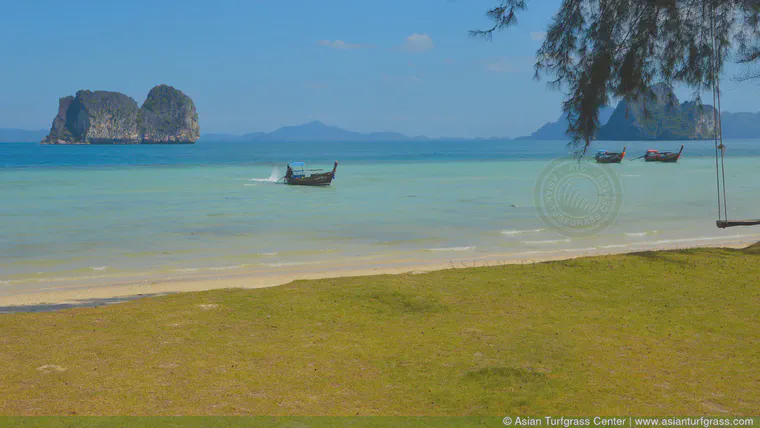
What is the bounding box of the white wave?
[263,260,324,268]
[523,239,571,245]
[428,246,476,252]
[2,274,112,284]
[500,229,545,236]
[647,234,759,246]
[208,264,248,271]
[90,266,108,271]
[601,244,630,249]
[173,264,251,273]
[510,250,546,256]
[561,247,598,252]
[250,166,283,183]
[264,262,294,268]
[625,232,650,237]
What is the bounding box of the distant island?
[3,86,758,143]
[516,83,760,141]
[41,85,199,145]
[713,111,760,139]
[597,83,715,141]
[0,128,47,143]
[515,106,616,140]
[200,121,511,143]
[203,121,429,143]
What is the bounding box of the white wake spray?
[250,166,283,183]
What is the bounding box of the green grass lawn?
[1,245,759,416]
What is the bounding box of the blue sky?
[1,0,758,138]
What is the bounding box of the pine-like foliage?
[473,0,760,150]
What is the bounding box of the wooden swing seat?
[716,220,760,228]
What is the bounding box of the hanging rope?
[711,1,729,227]
[707,2,760,228]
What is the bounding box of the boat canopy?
[288,162,307,178]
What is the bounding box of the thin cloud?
[530,32,547,41]
[402,33,434,53]
[316,40,363,50]
[443,58,456,64]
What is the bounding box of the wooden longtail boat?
[284,161,338,186]
[644,145,684,163]
[594,146,626,164]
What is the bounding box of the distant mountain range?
[515,106,616,140]
[4,104,760,143]
[0,128,47,143]
[202,121,430,142]
[720,112,760,139]
[200,121,509,143]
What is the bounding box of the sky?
[1,0,759,138]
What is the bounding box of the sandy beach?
[1,236,755,309]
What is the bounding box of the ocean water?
[2,139,760,295]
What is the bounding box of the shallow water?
[2,139,760,294]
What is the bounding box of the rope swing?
[710,2,760,229]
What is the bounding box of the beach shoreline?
[1,237,756,309]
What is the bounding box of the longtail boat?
[644,145,684,163]
[594,146,626,164]
[284,161,338,186]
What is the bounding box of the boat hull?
[594,147,626,164]
[285,172,334,186]
[644,154,681,163]
[644,145,683,163]
[595,154,624,163]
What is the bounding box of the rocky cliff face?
[43,96,77,144]
[597,83,715,141]
[71,91,140,143]
[138,85,200,143]
[42,85,199,144]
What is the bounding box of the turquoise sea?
[2,140,760,297]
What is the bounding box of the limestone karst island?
[41,84,199,144]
